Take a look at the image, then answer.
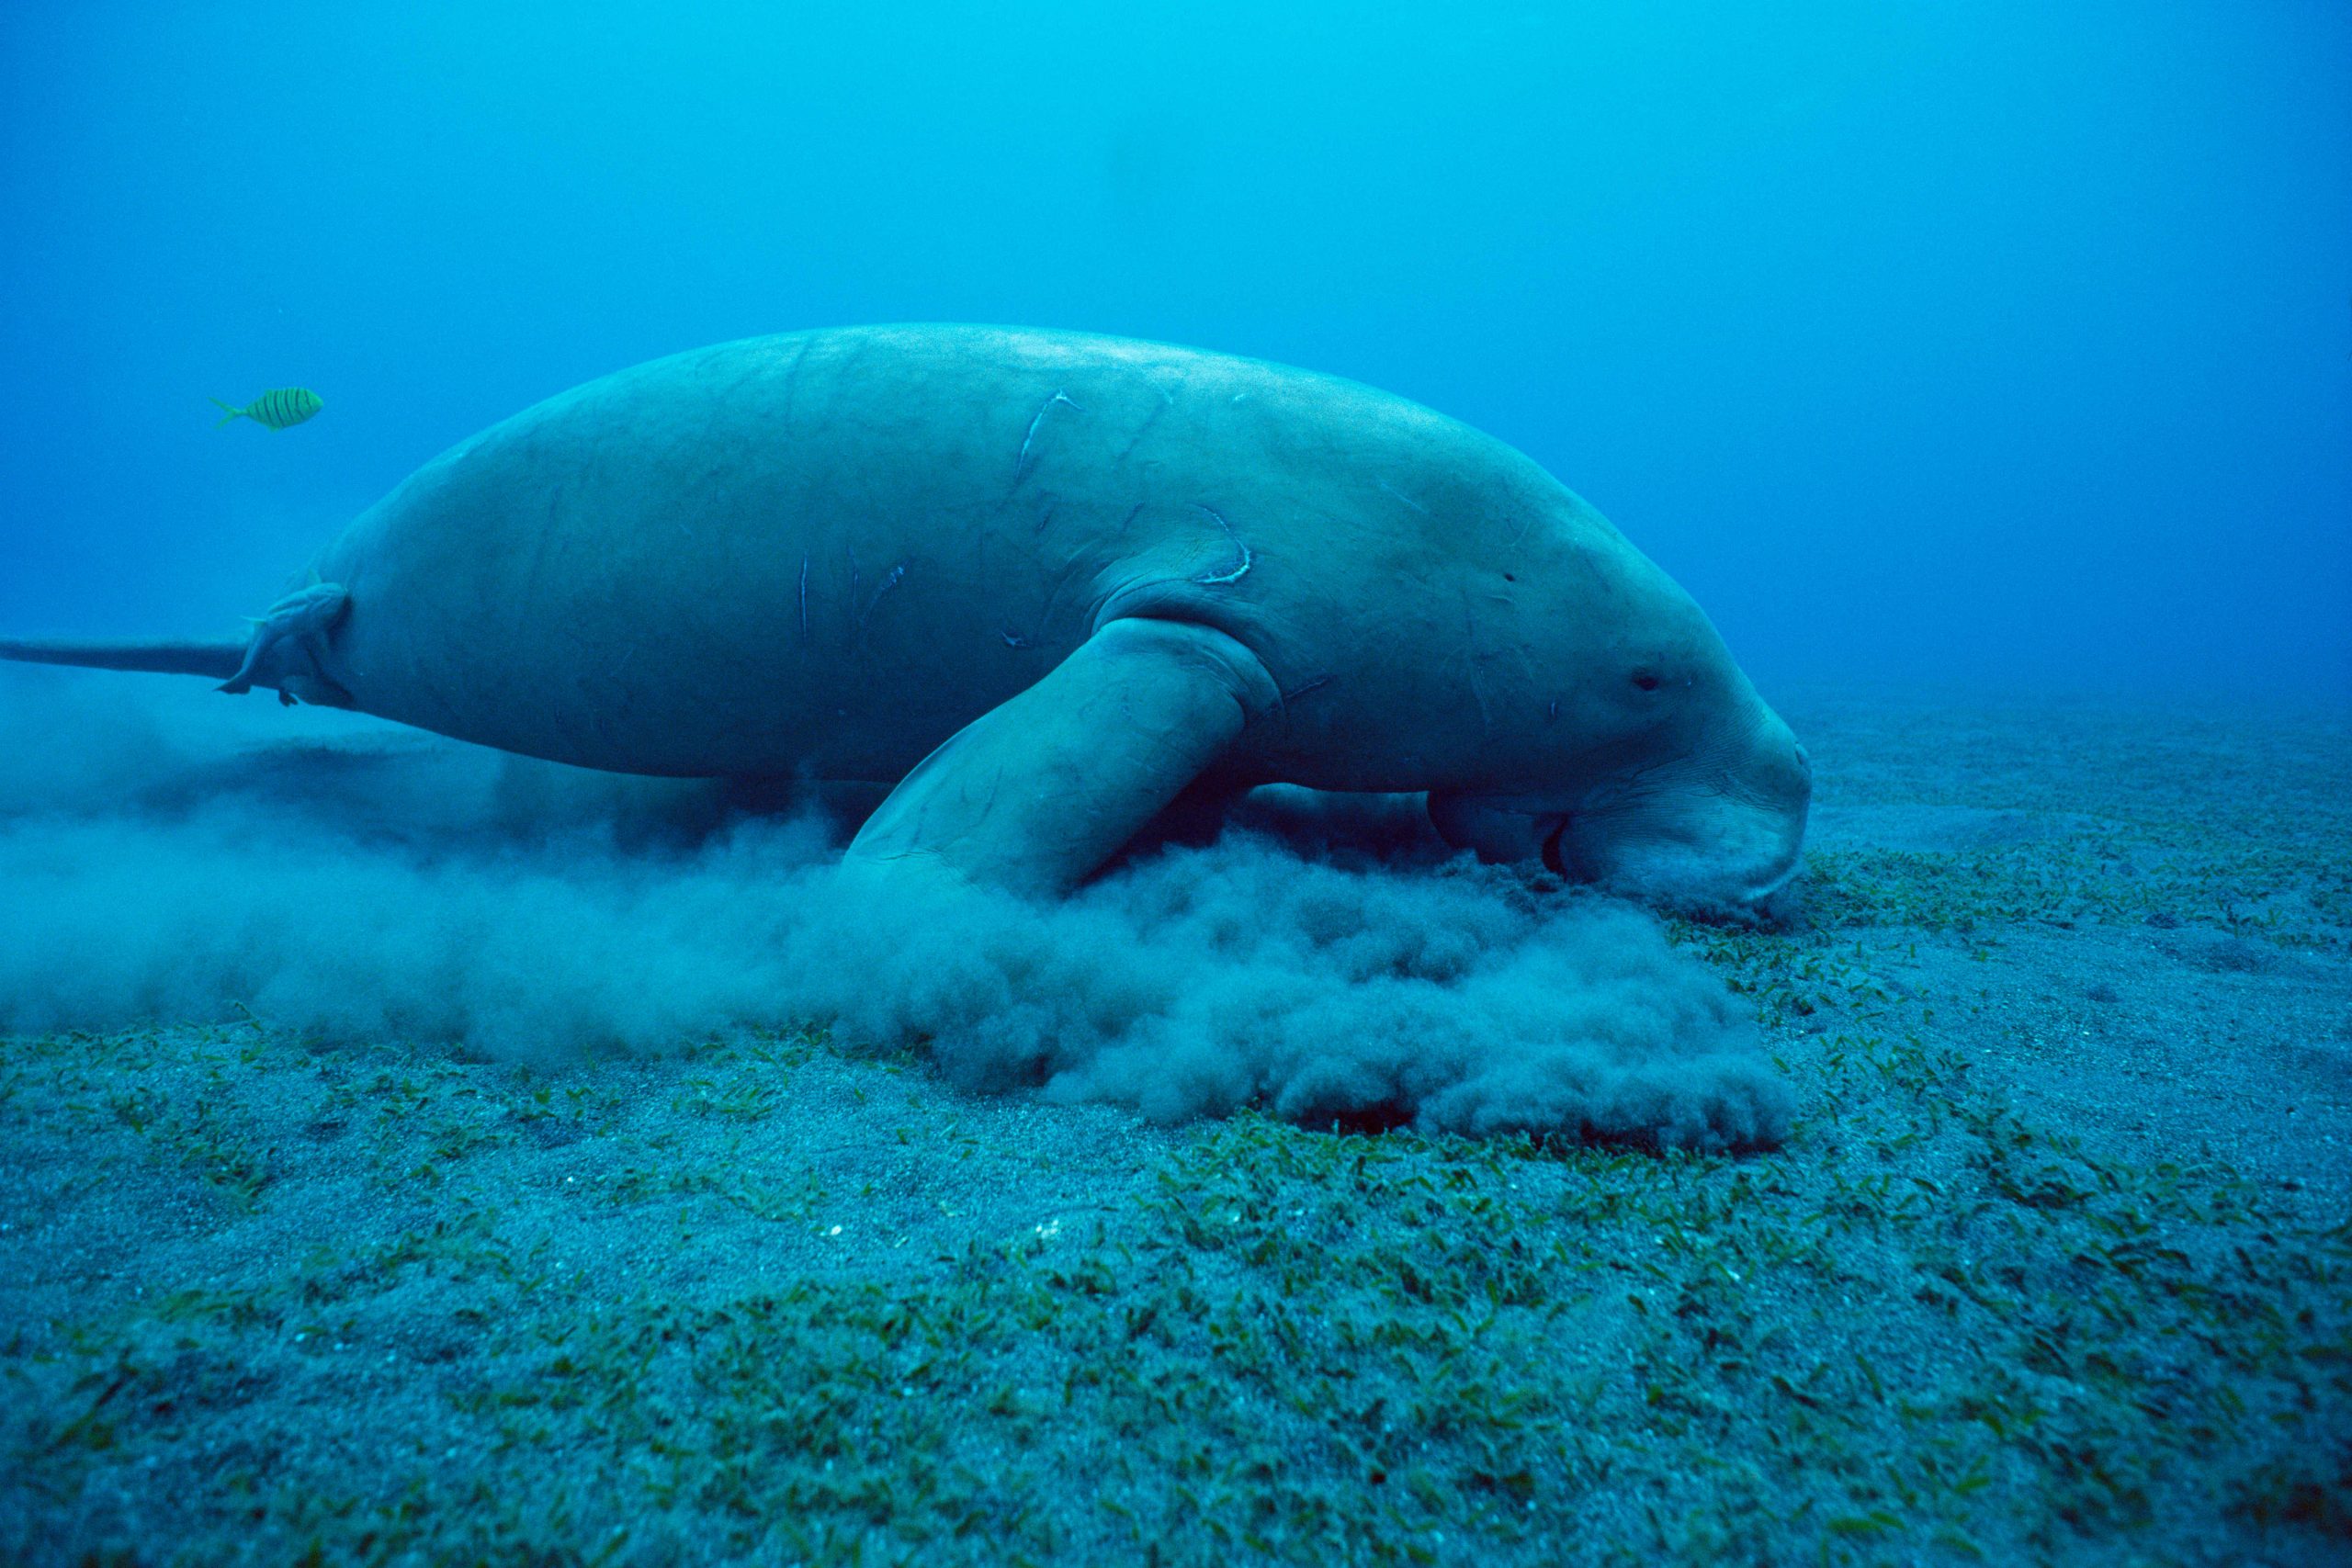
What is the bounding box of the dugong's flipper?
[220,581,351,695]
[845,618,1279,896]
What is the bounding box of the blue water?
[2,1,2346,698]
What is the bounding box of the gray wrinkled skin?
[12,325,1811,902]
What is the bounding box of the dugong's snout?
[1430,709,1812,909]
[1560,711,1812,908]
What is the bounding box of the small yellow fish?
[211,387,323,431]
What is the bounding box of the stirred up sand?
[1,671,2346,1566]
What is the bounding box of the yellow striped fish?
[211,387,323,431]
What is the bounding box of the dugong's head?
[1423,505,1810,910]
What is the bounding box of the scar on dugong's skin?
[0,325,1811,904]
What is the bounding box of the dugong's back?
[309,324,1510,780]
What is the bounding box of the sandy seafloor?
[2,679,2346,1567]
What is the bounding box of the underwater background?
[3,0,2346,698]
[3,4,2349,1565]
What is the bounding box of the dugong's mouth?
[1555,793,1808,908]
[1431,790,1805,908]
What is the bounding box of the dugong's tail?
[0,635,246,682]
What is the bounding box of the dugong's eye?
[1631,670,1663,693]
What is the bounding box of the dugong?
[2,325,1809,903]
